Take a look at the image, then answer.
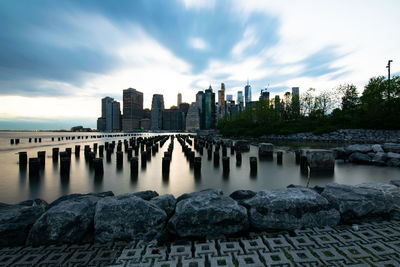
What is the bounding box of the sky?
[0,0,399,130]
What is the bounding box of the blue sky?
[0,0,399,129]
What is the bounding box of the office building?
[111,100,121,130]
[97,96,121,131]
[237,91,244,110]
[220,83,225,114]
[196,91,205,129]
[244,80,252,107]
[204,86,216,129]
[122,88,143,131]
[292,87,300,117]
[226,94,233,102]
[162,108,184,130]
[186,102,200,131]
[177,93,182,107]
[150,94,164,130]
[260,89,270,102]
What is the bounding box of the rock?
[345,144,372,154]
[390,180,400,187]
[349,152,371,164]
[258,143,274,157]
[244,188,339,230]
[386,152,400,159]
[94,194,167,243]
[168,191,248,238]
[177,189,223,203]
[386,158,400,167]
[0,199,48,247]
[383,143,400,153]
[321,183,400,223]
[331,147,347,161]
[27,194,108,246]
[48,191,114,209]
[300,149,335,172]
[150,194,176,217]
[229,190,256,206]
[372,144,384,153]
[132,190,159,200]
[372,152,387,166]
[235,140,250,152]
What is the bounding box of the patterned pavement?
[0,221,399,266]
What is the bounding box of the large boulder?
[300,149,335,172]
[386,158,400,167]
[349,152,371,164]
[383,143,400,153]
[229,190,256,205]
[48,191,114,209]
[258,143,274,157]
[371,152,387,166]
[168,190,249,238]
[244,188,340,230]
[345,144,372,154]
[27,192,113,246]
[386,152,400,160]
[94,194,167,243]
[331,147,347,161]
[177,188,222,203]
[321,183,400,223]
[150,194,176,217]
[132,190,159,200]
[372,144,384,153]
[390,180,400,187]
[0,199,48,247]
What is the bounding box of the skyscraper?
[97,96,121,131]
[292,87,300,117]
[260,89,270,102]
[162,108,184,130]
[237,91,244,110]
[220,83,225,114]
[204,86,216,129]
[122,88,143,131]
[186,102,200,131]
[177,93,182,107]
[244,80,252,107]
[150,94,164,130]
[196,91,205,129]
[226,94,233,102]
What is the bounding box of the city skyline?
[0,0,399,130]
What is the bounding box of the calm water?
[0,131,399,204]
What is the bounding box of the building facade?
[244,81,252,107]
[196,91,205,129]
[204,86,216,129]
[185,102,200,131]
[162,108,184,130]
[97,96,121,131]
[237,91,244,110]
[150,94,164,130]
[122,88,143,131]
[177,93,182,107]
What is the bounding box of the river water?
[0,131,398,204]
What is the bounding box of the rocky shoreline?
[1,181,400,248]
[245,129,400,143]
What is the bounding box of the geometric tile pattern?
[0,220,399,266]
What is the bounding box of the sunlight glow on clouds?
[188,37,208,50]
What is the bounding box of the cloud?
[181,0,216,9]
[188,37,208,50]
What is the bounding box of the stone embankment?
[256,129,400,143]
[1,181,400,248]
[331,143,400,167]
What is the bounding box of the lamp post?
[387,60,393,99]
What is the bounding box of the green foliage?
[216,75,400,137]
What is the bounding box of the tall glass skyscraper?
[204,86,216,129]
[244,80,252,107]
[150,94,164,130]
[122,88,143,131]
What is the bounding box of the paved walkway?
[0,221,399,266]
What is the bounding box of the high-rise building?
[220,83,225,114]
[196,91,205,129]
[275,95,281,117]
[204,86,216,129]
[162,108,184,130]
[97,96,121,131]
[237,91,244,110]
[244,80,252,107]
[226,94,233,102]
[292,87,300,117]
[260,89,270,102]
[122,88,143,131]
[186,102,200,131]
[150,94,164,130]
[177,93,182,107]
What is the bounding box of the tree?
[300,88,315,116]
[337,84,359,113]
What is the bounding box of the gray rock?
[321,183,400,223]
[168,192,248,238]
[235,140,250,152]
[349,152,371,164]
[386,158,400,167]
[331,147,347,161]
[150,194,176,217]
[94,194,167,243]
[27,194,106,246]
[132,190,159,200]
[48,191,114,209]
[372,152,387,166]
[383,143,400,153]
[244,188,340,231]
[386,152,400,159]
[345,144,372,154]
[301,149,335,172]
[229,190,256,207]
[177,189,223,203]
[0,199,48,247]
[372,144,384,153]
[390,180,400,187]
